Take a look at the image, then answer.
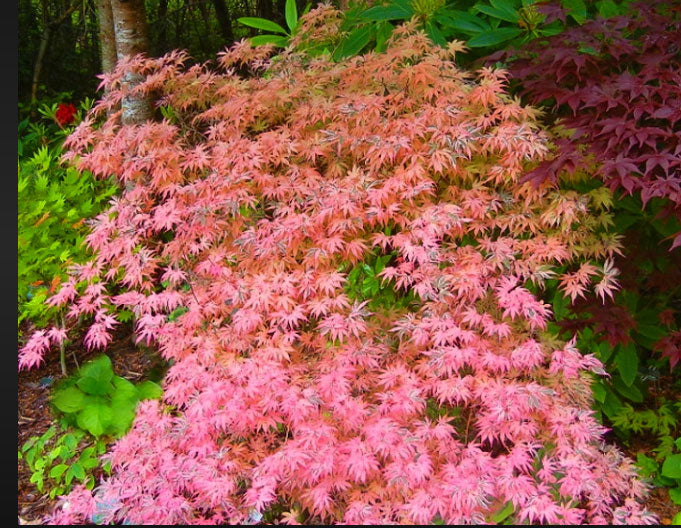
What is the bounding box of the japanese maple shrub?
[27,7,654,524]
[497,0,681,248]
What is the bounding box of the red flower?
[55,103,77,126]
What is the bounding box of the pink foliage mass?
[29,7,654,525]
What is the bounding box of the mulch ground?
[18,328,680,524]
[18,324,161,524]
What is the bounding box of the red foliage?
[497,1,681,249]
[26,9,654,525]
[55,103,77,126]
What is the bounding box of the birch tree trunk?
[110,0,153,125]
[96,0,117,75]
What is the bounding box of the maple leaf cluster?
[27,6,653,525]
[493,0,681,249]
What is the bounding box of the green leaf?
[78,355,113,384]
[112,376,139,402]
[52,386,86,413]
[237,17,288,35]
[77,376,114,396]
[491,501,514,523]
[250,34,289,47]
[614,343,638,387]
[669,486,681,505]
[76,403,113,437]
[592,381,606,403]
[595,341,613,363]
[438,10,489,34]
[285,0,298,32]
[375,21,394,52]
[467,27,522,47]
[425,20,447,47]
[601,386,623,419]
[49,463,69,479]
[136,380,163,401]
[334,25,374,59]
[562,0,587,23]
[474,3,519,23]
[595,0,620,18]
[611,376,643,403]
[661,454,681,479]
[361,3,413,21]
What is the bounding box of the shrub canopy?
[34,7,653,525]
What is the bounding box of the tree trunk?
[110,0,153,125]
[212,0,234,43]
[96,0,117,74]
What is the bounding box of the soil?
[17,329,680,524]
[17,324,163,524]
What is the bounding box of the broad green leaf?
[669,486,681,505]
[614,343,638,387]
[285,0,298,32]
[237,17,288,35]
[595,0,620,18]
[78,355,113,384]
[112,376,139,402]
[361,3,413,21]
[110,403,137,436]
[596,341,613,363]
[591,381,606,403]
[491,501,514,523]
[334,25,374,59]
[249,34,289,47]
[601,386,623,419]
[375,21,394,52]
[136,380,163,401]
[438,10,489,33]
[562,0,587,23]
[76,403,113,437]
[425,20,447,47]
[661,454,681,479]
[52,386,86,413]
[474,3,519,23]
[611,376,643,403]
[467,27,522,47]
[77,376,114,396]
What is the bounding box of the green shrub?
[18,116,118,334]
[51,355,163,438]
